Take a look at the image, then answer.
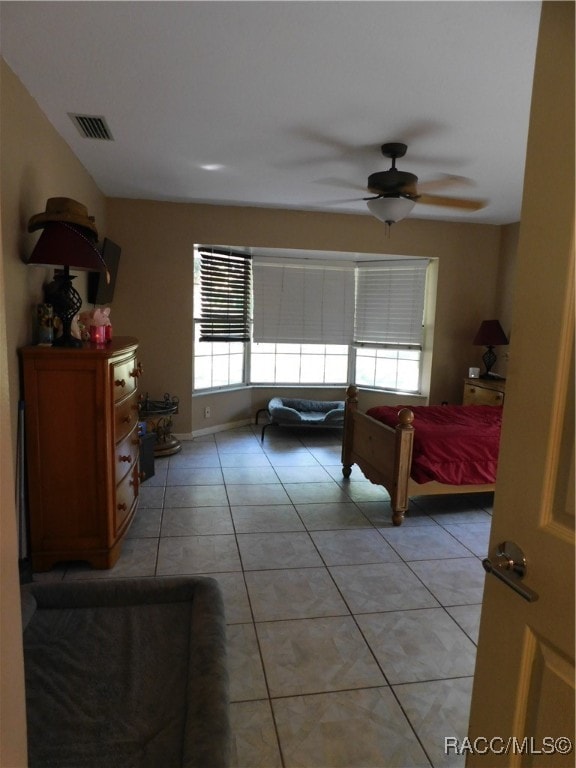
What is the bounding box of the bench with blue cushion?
[257,396,345,440]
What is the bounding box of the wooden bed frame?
[341,385,495,526]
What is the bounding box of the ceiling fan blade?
[416,193,486,211]
[415,174,474,193]
[323,197,367,205]
[274,129,374,169]
[313,177,367,193]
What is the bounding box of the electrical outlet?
[204,406,211,419]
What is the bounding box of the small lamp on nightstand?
[473,319,509,378]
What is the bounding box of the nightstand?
[463,377,506,406]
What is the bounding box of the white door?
[467,3,575,765]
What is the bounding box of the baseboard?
[175,418,254,440]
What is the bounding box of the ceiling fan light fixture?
[366,195,416,225]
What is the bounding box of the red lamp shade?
[25,221,110,348]
[26,221,109,279]
[473,319,508,377]
[473,319,509,347]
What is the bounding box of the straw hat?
[28,197,98,237]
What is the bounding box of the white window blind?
[354,259,429,346]
[252,258,355,344]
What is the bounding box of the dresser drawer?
[115,467,138,533]
[112,356,142,402]
[463,382,505,406]
[115,431,139,482]
[114,392,140,442]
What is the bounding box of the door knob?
[482,541,539,602]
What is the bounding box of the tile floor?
[35,424,494,768]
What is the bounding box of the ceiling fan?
[360,142,486,225]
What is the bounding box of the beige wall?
[0,205,28,768]
[0,59,107,766]
[1,60,107,444]
[493,222,520,378]
[107,197,503,432]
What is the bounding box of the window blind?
[252,258,355,344]
[354,259,429,346]
[198,248,252,342]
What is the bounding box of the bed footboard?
[342,385,415,525]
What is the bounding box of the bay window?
[193,246,431,394]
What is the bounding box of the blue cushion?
[268,397,344,426]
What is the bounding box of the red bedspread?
[366,405,503,485]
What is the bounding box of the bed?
[341,385,501,525]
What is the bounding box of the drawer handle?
[469,387,476,393]
[130,363,144,378]
[117,503,127,511]
[122,415,132,424]
[119,455,131,462]
[115,378,126,388]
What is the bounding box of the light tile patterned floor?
[35,424,494,768]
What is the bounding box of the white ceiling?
[1,1,541,225]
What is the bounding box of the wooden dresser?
[20,337,142,571]
[463,376,506,406]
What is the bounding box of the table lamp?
[473,319,509,377]
[27,199,109,347]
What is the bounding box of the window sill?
[194,383,428,399]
